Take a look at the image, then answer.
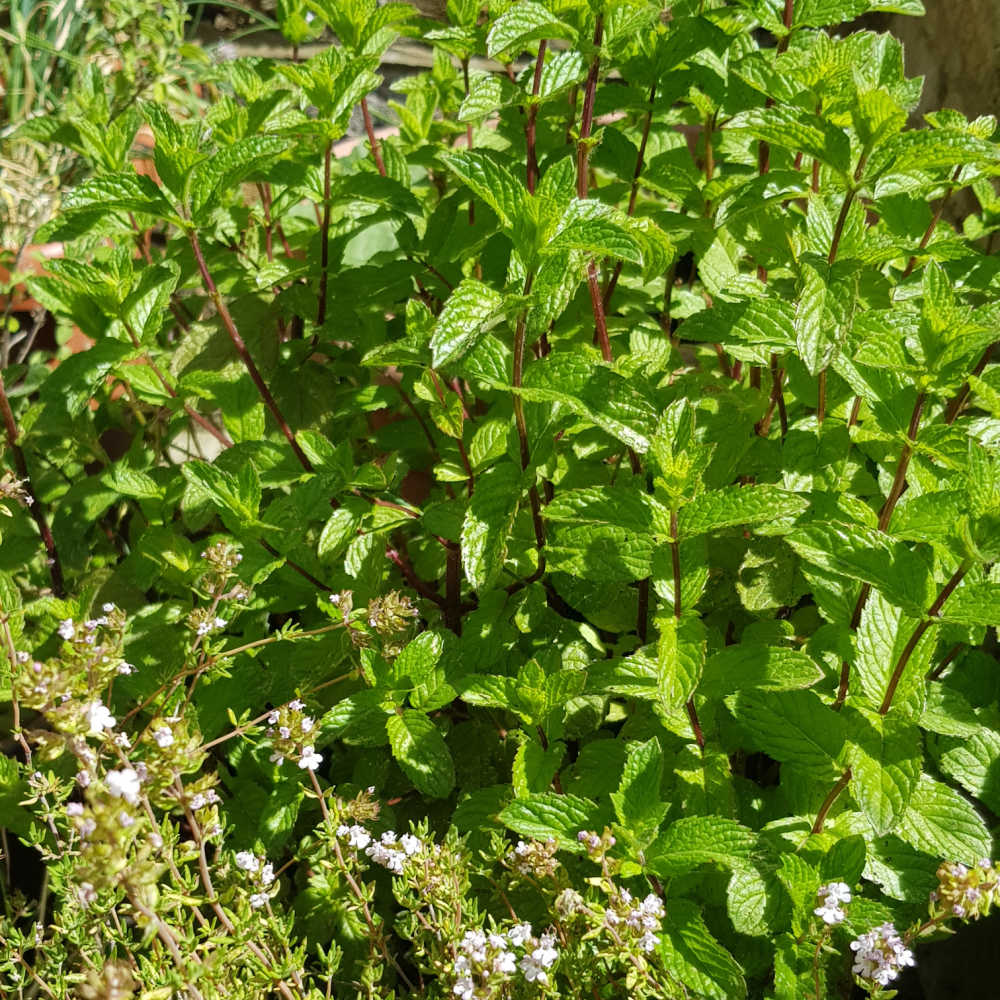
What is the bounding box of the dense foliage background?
[2,1,1000,997]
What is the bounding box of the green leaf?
[787,522,931,615]
[847,712,922,835]
[460,462,522,591]
[794,259,833,376]
[512,739,565,797]
[896,774,992,864]
[660,900,747,1000]
[485,0,575,58]
[41,340,133,416]
[656,614,706,715]
[679,486,808,536]
[934,728,1000,816]
[727,865,782,936]
[699,645,824,697]
[647,817,756,877]
[854,590,934,717]
[440,150,526,231]
[103,464,162,501]
[191,135,290,217]
[937,582,1000,627]
[610,739,667,845]
[544,200,643,263]
[430,279,506,368]
[393,631,444,687]
[515,353,658,453]
[821,834,867,885]
[499,793,603,850]
[386,709,455,799]
[727,105,851,175]
[727,690,846,774]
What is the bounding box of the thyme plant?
[2,0,1000,997]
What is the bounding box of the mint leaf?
[386,710,455,799]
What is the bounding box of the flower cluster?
[0,473,34,510]
[266,700,322,771]
[604,889,665,954]
[814,882,852,925]
[507,838,560,879]
[338,825,426,875]
[850,923,915,988]
[188,608,227,638]
[234,850,277,910]
[929,858,1000,919]
[576,828,616,863]
[452,923,559,998]
[199,540,245,592]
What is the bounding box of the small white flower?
[249,891,269,909]
[300,716,315,734]
[493,950,517,974]
[289,699,305,711]
[508,922,533,947]
[235,851,260,873]
[113,733,131,748]
[58,619,75,640]
[270,752,285,766]
[152,727,174,748]
[117,661,135,675]
[453,977,475,1000]
[77,882,97,906]
[76,770,92,788]
[102,602,115,613]
[66,802,84,817]
[298,746,322,771]
[639,930,660,953]
[400,833,422,856]
[84,701,116,734]
[261,863,275,886]
[150,833,163,849]
[212,616,227,630]
[106,768,141,804]
[345,825,370,850]
[118,811,134,828]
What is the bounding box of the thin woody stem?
[901,165,962,280]
[0,369,64,596]
[603,82,657,309]
[512,274,546,558]
[187,228,312,472]
[670,509,704,749]
[945,342,995,424]
[525,40,548,194]
[360,97,386,177]
[878,563,968,716]
[811,767,851,835]
[833,390,926,709]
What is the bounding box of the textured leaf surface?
[386,710,455,799]
[896,775,992,864]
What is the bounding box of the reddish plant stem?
[258,539,332,592]
[255,183,274,262]
[316,139,333,330]
[878,564,968,715]
[576,14,604,199]
[877,390,926,532]
[121,319,233,449]
[945,342,996,424]
[603,83,657,310]
[525,40,548,194]
[187,229,313,472]
[360,96,386,177]
[755,353,788,438]
[513,275,546,557]
[810,767,851,835]
[444,541,462,634]
[816,369,827,425]
[0,371,64,596]
[901,165,962,280]
[386,544,447,610]
[833,390,926,709]
[927,642,964,681]
[847,395,863,427]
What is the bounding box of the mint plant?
[3,0,1000,997]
